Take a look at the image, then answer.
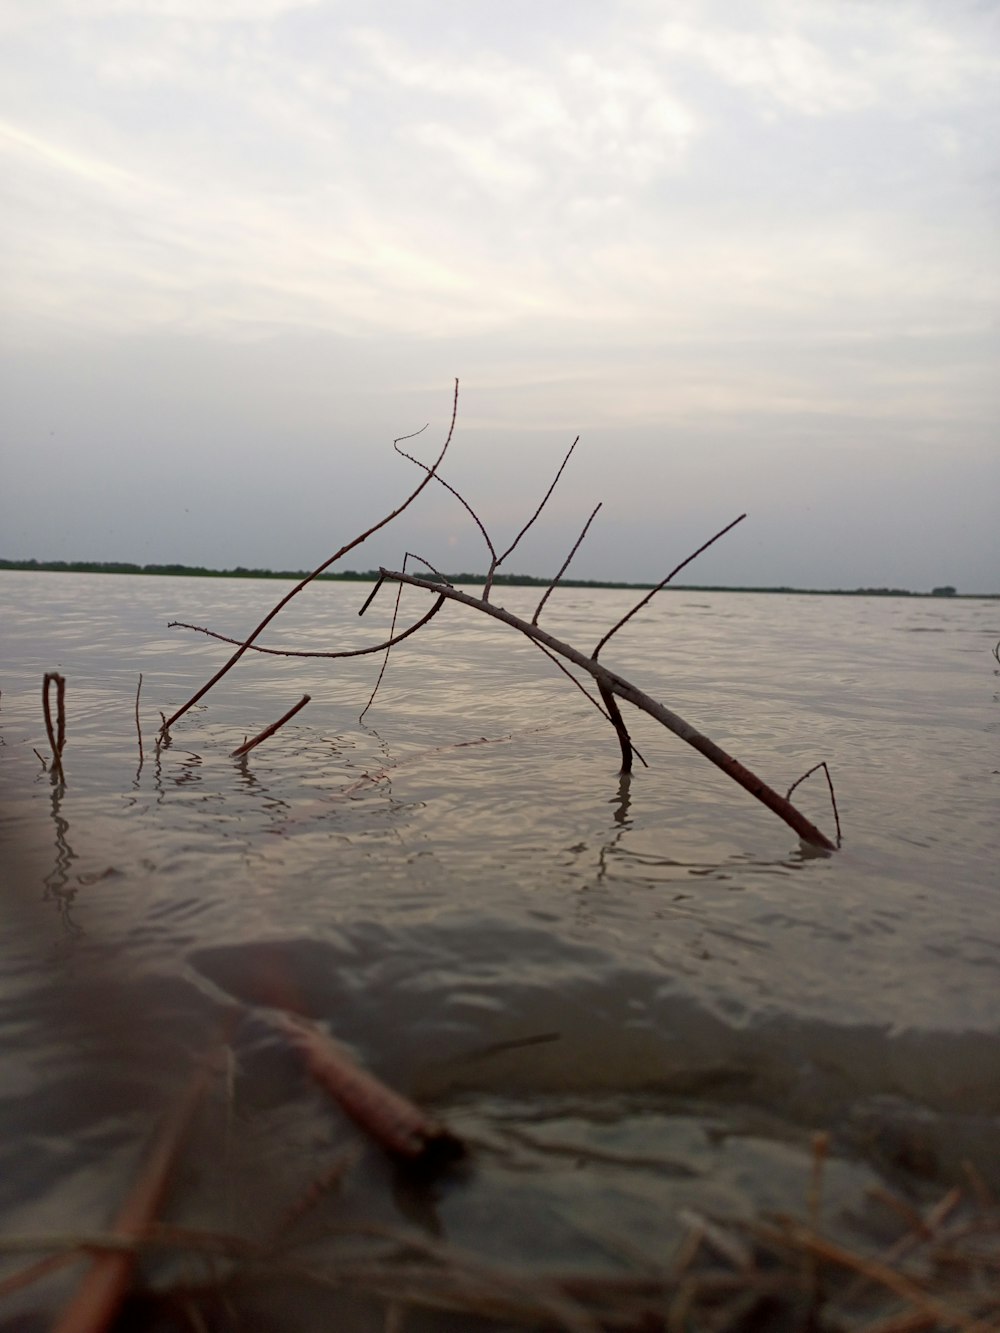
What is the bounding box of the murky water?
[1,571,997,1326]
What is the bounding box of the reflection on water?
[0,573,998,1323]
[42,776,82,938]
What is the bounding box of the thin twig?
[593,514,747,659]
[482,437,580,602]
[134,673,144,768]
[42,672,66,783]
[786,761,842,847]
[159,380,460,737]
[230,695,311,758]
[533,503,602,625]
[393,439,495,564]
[360,579,406,724]
[169,595,445,660]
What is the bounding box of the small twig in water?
[42,672,66,783]
[786,761,842,847]
[134,673,144,768]
[230,695,311,758]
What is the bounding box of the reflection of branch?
[160,381,460,736]
[593,514,746,660]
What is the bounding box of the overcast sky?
[2,0,998,591]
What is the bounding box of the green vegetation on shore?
[0,557,991,598]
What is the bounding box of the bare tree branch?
[592,514,747,660]
[159,380,460,736]
[376,568,836,851]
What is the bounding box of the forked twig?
[230,695,311,758]
[484,436,580,602]
[159,380,460,736]
[528,638,648,767]
[593,513,747,659]
[786,761,842,847]
[359,553,447,722]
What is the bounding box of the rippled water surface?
[1,571,997,1326]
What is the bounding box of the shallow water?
[1,571,997,1325]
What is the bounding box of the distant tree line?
[0,558,986,597]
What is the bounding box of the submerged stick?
[273,1012,465,1168]
[50,1061,212,1333]
[42,672,66,783]
[230,694,311,758]
[378,570,837,851]
[159,380,459,736]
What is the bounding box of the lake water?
[1,570,997,1327]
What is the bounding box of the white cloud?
[656,5,1000,116]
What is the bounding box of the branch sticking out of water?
[42,672,66,784]
[230,694,311,758]
[376,569,838,851]
[166,386,837,850]
[786,761,842,848]
[159,380,460,738]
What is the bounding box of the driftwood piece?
[273,1012,465,1169]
